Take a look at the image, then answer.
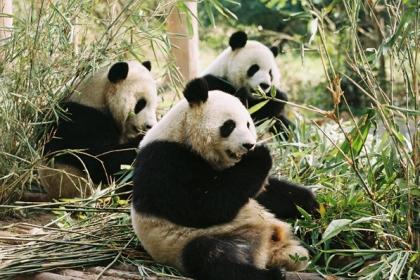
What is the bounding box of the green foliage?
[265,1,419,278]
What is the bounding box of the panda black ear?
[229,31,247,50]
[108,62,129,83]
[184,78,209,105]
[142,61,152,71]
[270,46,279,57]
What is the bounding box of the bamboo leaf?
[248,100,269,114]
[321,219,352,243]
[332,110,375,161]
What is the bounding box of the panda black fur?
[201,31,293,137]
[132,78,310,280]
[39,60,157,200]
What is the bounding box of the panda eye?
[220,119,236,138]
[247,121,250,128]
[247,64,259,77]
[269,69,273,81]
[134,98,147,114]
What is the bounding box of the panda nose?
[144,124,153,130]
[242,143,255,151]
[259,83,270,90]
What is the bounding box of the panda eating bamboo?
[131,78,316,280]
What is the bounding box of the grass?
[0,0,419,279]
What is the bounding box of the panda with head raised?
[39,60,157,200]
[132,78,315,280]
[201,31,292,137]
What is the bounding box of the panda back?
[200,47,232,77]
[68,68,109,111]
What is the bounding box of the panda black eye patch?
[134,98,147,114]
[269,69,273,81]
[247,64,259,77]
[220,119,236,138]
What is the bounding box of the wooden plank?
[16,270,341,280]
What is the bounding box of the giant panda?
[131,78,313,280]
[201,31,293,137]
[39,60,157,200]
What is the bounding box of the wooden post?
[166,1,199,81]
[0,0,12,61]
[0,0,12,40]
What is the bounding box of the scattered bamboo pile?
[0,199,187,280]
[0,200,335,280]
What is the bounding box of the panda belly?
[131,199,297,272]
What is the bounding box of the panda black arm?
[255,177,320,219]
[249,88,288,120]
[246,89,293,138]
[133,141,272,228]
[191,145,273,226]
[91,136,141,181]
[210,145,272,200]
[202,74,236,94]
[44,102,121,154]
[44,102,140,183]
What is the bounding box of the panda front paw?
[242,145,272,173]
[268,267,286,280]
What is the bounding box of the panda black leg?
[256,177,320,220]
[182,235,285,280]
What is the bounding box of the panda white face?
[69,60,158,143]
[227,40,280,94]
[186,91,257,168]
[106,61,158,142]
[140,79,257,169]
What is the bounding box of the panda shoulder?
[136,141,205,168]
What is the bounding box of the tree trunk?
[166,1,199,81]
[0,0,12,40]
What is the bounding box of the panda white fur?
[39,60,157,200]
[201,31,293,136]
[131,78,310,280]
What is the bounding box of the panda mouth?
[226,149,241,160]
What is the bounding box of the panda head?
[226,31,280,93]
[106,60,158,142]
[141,78,257,169]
